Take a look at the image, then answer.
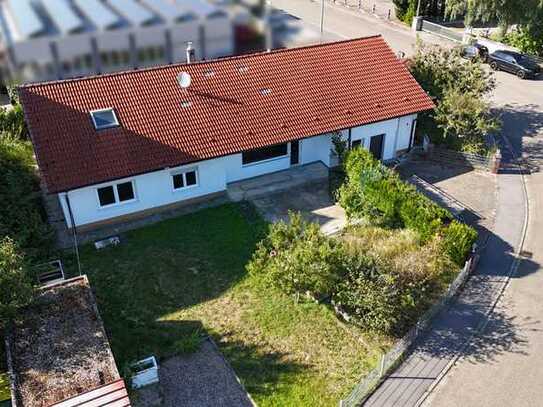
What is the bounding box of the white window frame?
[90,108,120,130]
[96,180,137,209]
[171,168,199,192]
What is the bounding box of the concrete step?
[227,162,329,202]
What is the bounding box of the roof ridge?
[19,35,384,90]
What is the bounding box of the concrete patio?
[227,163,347,235]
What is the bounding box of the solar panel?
[175,0,222,18]
[140,0,193,22]
[42,0,84,35]
[7,0,45,39]
[107,0,155,26]
[74,0,121,30]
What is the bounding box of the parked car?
[488,50,541,79]
[461,44,489,62]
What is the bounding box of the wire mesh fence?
[339,256,475,407]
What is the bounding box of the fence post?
[379,353,385,376]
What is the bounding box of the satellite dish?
[177,72,191,89]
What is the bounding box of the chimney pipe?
[186,41,195,64]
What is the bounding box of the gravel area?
[10,276,119,407]
[135,338,253,407]
[399,159,498,239]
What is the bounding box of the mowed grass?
[72,203,390,406]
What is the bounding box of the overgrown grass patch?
[68,203,389,406]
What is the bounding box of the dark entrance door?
[369,134,384,160]
[290,140,300,165]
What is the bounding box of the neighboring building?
[4,276,130,407]
[0,0,243,85]
[19,36,434,231]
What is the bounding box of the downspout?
[392,117,401,158]
[65,193,82,276]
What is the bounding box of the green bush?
[247,212,344,300]
[0,137,53,261]
[337,226,454,335]
[338,148,452,240]
[441,220,478,266]
[0,104,27,140]
[0,237,35,326]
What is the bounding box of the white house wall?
[58,116,416,228]
[61,157,226,228]
[350,115,416,160]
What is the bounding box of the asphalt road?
[272,1,543,406]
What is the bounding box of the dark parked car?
[461,43,489,62]
[488,50,541,79]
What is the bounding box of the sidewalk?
[363,138,528,406]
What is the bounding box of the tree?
[408,43,499,151]
[504,5,543,56]
[409,43,495,101]
[0,237,34,326]
[445,0,539,36]
[434,89,500,153]
[0,104,27,140]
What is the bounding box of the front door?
[290,140,300,165]
[369,134,385,160]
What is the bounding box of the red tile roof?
[20,36,434,193]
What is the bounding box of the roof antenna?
[186,41,195,64]
[177,72,192,90]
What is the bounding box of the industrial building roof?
[0,0,223,42]
[19,36,435,193]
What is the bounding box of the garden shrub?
[247,212,344,300]
[338,148,452,239]
[0,104,27,141]
[441,220,478,266]
[0,237,35,326]
[0,137,53,261]
[337,226,454,335]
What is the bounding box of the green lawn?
[70,203,390,406]
[0,372,9,403]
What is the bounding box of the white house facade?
[57,115,417,229]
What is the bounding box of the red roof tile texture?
[20,36,434,193]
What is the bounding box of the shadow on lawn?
[217,334,308,398]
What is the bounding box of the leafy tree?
[0,237,35,326]
[0,137,53,260]
[0,104,27,140]
[445,0,539,36]
[408,44,499,151]
[434,89,500,153]
[409,43,495,100]
[504,6,543,56]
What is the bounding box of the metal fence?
[312,0,396,21]
[420,20,464,42]
[339,255,476,407]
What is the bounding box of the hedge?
[338,148,476,263]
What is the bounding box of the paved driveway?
[250,181,347,235]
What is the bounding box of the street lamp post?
[320,0,325,33]
[415,0,422,17]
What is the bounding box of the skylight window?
[90,108,119,130]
